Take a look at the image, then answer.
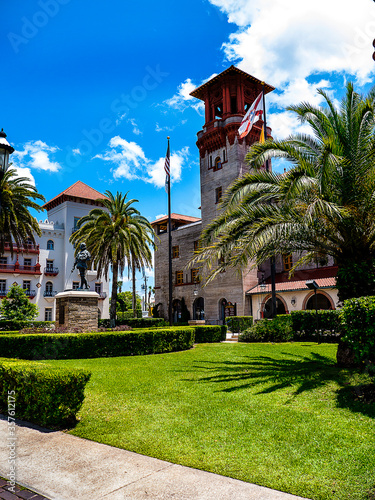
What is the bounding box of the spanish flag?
[238,92,263,139]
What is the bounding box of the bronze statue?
[72,242,91,289]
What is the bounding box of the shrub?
[0,360,91,428]
[290,310,341,338]
[0,285,38,320]
[239,315,293,343]
[194,325,227,343]
[340,296,375,374]
[0,320,53,332]
[99,317,167,329]
[0,327,195,360]
[225,316,253,333]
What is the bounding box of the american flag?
[164,139,170,193]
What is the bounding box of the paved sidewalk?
[0,416,308,500]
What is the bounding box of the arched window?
[214,157,222,171]
[263,297,286,318]
[305,293,332,310]
[47,240,54,250]
[45,281,53,297]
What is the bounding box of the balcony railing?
[0,263,41,275]
[0,289,8,297]
[3,243,40,254]
[43,290,57,297]
[44,267,59,276]
[23,290,36,298]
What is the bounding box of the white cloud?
[9,166,36,186]
[94,136,147,180]
[145,147,189,188]
[165,79,205,114]
[72,148,82,155]
[94,137,189,188]
[211,0,375,87]
[12,140,61,173]
[128,118,142,136]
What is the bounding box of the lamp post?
[0,129,15,213]
[306,279,319,342]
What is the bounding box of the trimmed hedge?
[239,315,293,343]
[0,360,91,427]
[194,325,227,343]
[99,317,168,328]
[340,296,375,370]
[0,320,53,332]
[0,328,195,360]
[225,316,253,333]
[290,310,341,338]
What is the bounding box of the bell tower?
[190,66,274,229]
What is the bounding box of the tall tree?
[0,168,45,255]
[70,191,155,324]
[192,83,375,303]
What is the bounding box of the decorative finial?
[167,136,170,140]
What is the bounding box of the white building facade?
[0,181,110,321]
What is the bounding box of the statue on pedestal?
[72,243,91,290]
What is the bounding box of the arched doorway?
[305,293,333,310]
[193,297,204,320]
[263,297,287,318]
[172,299,182,323]
[219,298,227,324]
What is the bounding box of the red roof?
[151,213,201,226]
[247,266,338,295]
[43,181,106,211]
[247,277,337,295]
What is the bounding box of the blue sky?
[2,0,375,291]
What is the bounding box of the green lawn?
[32,343,375,499]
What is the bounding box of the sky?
[2,0,375,292]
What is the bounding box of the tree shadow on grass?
[189,351,374,417]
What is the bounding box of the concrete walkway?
[0,417,308,500]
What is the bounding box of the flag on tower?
[238,92,263,139]
[164,139,170,193]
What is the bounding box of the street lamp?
[306,279,319,342]
[0,129,14,213]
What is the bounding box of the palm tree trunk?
[110,261,118,327]
[132,257,136,317]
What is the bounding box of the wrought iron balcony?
[43,290,57,297]
[3,242,40,254]
[44,267,59,276]
[0,289,8,297]
[24,290,36,298]
[0,263,41,275]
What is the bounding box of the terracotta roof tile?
[247,277,337,295]
[151,213,201,225]
[43,181,106,210]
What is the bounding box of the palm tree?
[193,83,375,303]
[70,191,155,324]
[0,167,45,255]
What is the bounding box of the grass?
[7,342,375,500]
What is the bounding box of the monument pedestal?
[54,290,99,331]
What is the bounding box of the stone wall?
[55,291,99,331]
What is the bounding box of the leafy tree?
[0,284,38,320]
[193,83,375,303]
[116,291,141,313]
[0,167,45,255]
[70,191,155,324]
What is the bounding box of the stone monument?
[54,242,99,331]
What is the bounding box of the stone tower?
[190,65,274,230]
[189,66,274,322]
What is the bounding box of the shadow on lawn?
[191,351,375,417]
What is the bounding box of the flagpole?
[166,137,173,326]
[261,82,277,318]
